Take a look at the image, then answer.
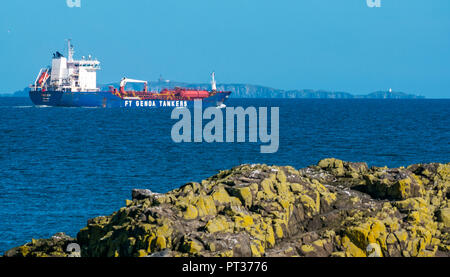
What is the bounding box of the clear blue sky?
[0,0,449,98]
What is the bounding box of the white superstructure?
[33,40,100,92]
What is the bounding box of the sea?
[0,97,449,253]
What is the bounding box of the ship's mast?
[211,72,217,91]
[67,39,74,62]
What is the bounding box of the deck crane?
[119,77,148,93]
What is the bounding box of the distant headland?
[3,79,425,99]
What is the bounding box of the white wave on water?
[11,105,101,109]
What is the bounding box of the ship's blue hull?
[29,90,231,108]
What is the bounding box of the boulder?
[438,208,450,228]
[4,233,76,257]
[132,189,154,200]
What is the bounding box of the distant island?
[3,79,425,99]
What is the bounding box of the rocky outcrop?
[4,159,449,257]
[3,233,79,258]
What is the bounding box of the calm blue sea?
[0,97,449,253]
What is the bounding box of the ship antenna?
[68,39,74,62]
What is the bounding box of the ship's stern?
[29,90,64,106]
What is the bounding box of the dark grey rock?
[132,189,153,200]
[148,249,170,257]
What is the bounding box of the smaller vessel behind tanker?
[29,40,231,108]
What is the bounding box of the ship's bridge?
[49,41,101,92]
[67,57,100,92]
[71,59,101,68]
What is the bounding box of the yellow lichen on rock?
[183,204,198,220]
[183,240,204,255]
[438,208,450,228]
[125,199,133,207]
[264,224,276,248]
[6,161,450,258]
[300,194,318,216]
[318,158,345,177]
[205,216,232,233]
[290,183,305,193]
[194,195,217,217]
[211,186,230,202]
[300,244,315,253]
[366,243,383,257]
[135,249,148,257]
[341,236,366,257]
[250,240,265,257]
[260,178,276,199]
[234,214,254,229]
[273,221,284,239]
[236,187,253,207]
[155,236,166,250]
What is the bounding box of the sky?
[0,0,449,98]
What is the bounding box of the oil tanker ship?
[29,40,231,108]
